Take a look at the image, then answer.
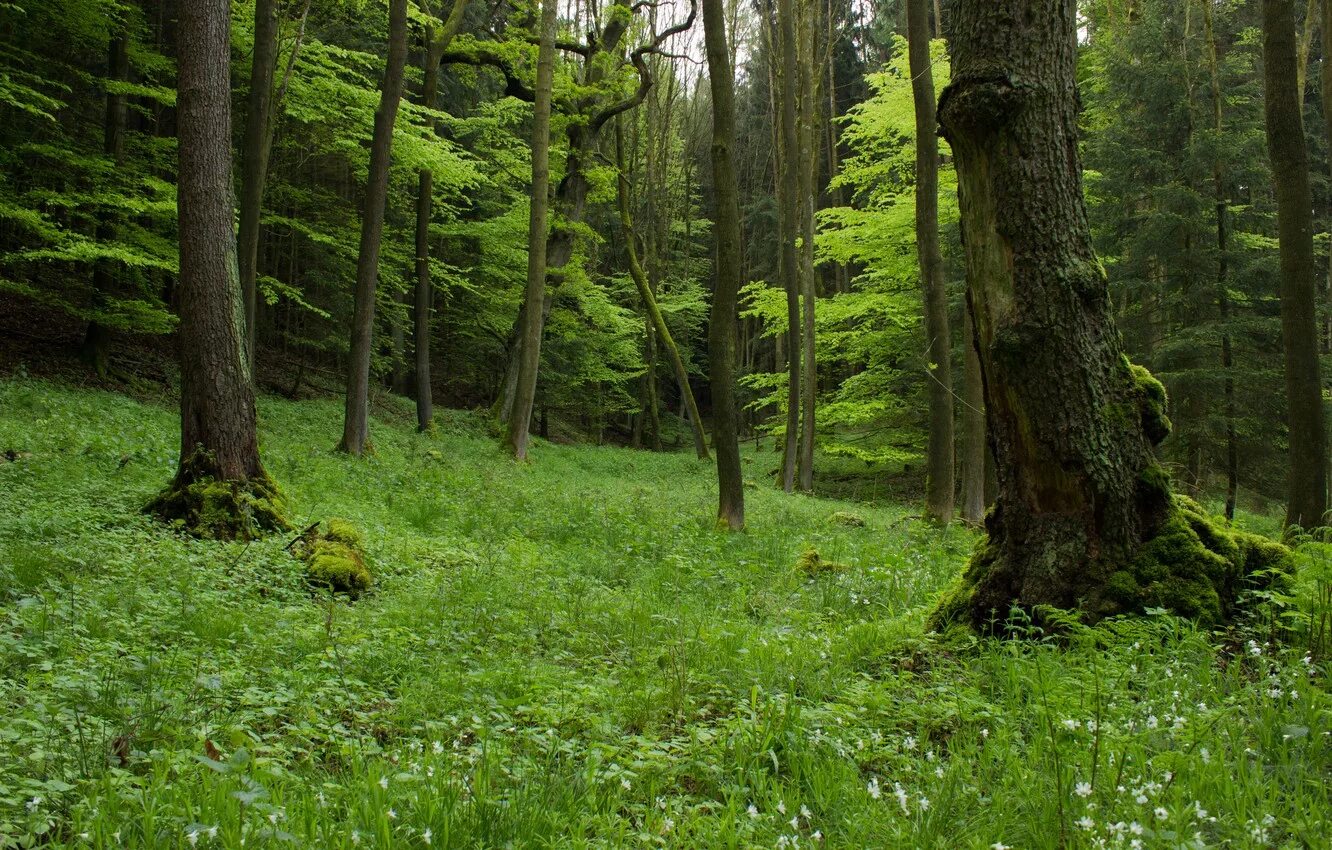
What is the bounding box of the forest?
[0,0,1330,846]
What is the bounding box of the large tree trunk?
[150,0,284,540]
[1263,0,1328,530]
[339,0,410,455]
[703,0,746,530]
[505,0,558,461]
[776,0,801,493]
[82,30,130,378]
[615,120,710,460]
[959,305,986,524]
[909,0,955,523]
[237,0,279,371]
[933,0,1281,630]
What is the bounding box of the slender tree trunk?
[339,0,410,455]
[777,0,801,493]
[505,0,558,461]
[615,121,711,459]
[703,0,746,529]
[1263,0,1328,530]
[908,0,954,523]
[238,0,279,371]
[795,0,820,492]
[959,304,986,523]
[933,0,1265,629]
[151,0,284,539]
[83,31,130,377]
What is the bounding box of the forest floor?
[0,377,1328,849]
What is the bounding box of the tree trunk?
[777,0,801,493]
[238,0,279,371]
[909,0,954,523]
[82,30,130,378]
[615,120,710,460]
[796,0,820,493]
[1263,0,1328,530]
[339,0,410,455]
[703,0,746,529]
[959,304,986,524]
[1326,0,1332,360]
[505,0,558,461]
[150,0,284,540]
[933,0,1277,630]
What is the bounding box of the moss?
[796,547,850,576]
[147,449,288,541]
[1127,360,1172,446]
[926,542,995,631]
[296,519,372,597]
[828,511,866,528]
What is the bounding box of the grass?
[0,377,1327,849]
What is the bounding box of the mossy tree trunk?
[151,0,284,540]
[933,0,1266,628]
[703,0,746,530]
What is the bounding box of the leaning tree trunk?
[237,0,279,371]
[703,0,746,530]
[1263,0,1328,530]
[505,0,558,461]
[340,0,409,455]
[149,0,285,540]
[776,0,801,493]
[932,0,1286,631]
[908,0,954,523]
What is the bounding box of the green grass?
[0,378,1328,849]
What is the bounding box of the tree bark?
[777,0,801,493]
[339,0,410,455]
[959,304,986,524]
[505,0,558,461]
[932,0,1272,630]
[703,0,746,529]
[1263,0,1328,530]
[909,0,954,523]
[151,0,283,539]
[238,0,280,371]
[795,0,820,493]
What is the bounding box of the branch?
[588,0,697,134]
[438,39,535,101]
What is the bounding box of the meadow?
[0,378,1327,849]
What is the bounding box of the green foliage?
[298,518,372,596]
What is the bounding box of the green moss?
[297,520,372,597]
[796,547,850,576]
[147,449,288,540]
[325,518,363,548]
[828,511,866,528]
[926,542,995,631]
[1127,361,1172,446]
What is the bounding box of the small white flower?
[662,818,674,833]
[1145,715,1159,730]
[621,778,632,791]
[1077,816,1095,830]
[748,804,760,819]
[1062,718,1079,731]
[867,777,881,800]
[981,728,989,739]
[208,826,218,839]
[777,801,787,815]
[1075,782,1093,798]
[433,741,444,754]
[350,832,361,846]
[423,828,432,845]
[917,796,930,812]
[187,831,199,847]
[379,776,389,790]
[789,816,799,830]
[800,805,812,820]
[387,809,397,820]
[812,831,823,842]
[26,797,41,812]
[1130,821,1144,836]
[992,844,1011,850]
[1155,807,1168,821]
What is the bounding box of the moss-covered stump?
[147,451,287,540]
[828,511,866,528]
[930,495,1291,632]
[797,547,850,576]
[294,519,372,597]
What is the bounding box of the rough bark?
[703,0,746,529]
[150,0,284,540]
[1263,0,1328,530]
[796,0,820,493]
[339,0,410,455]
[959,303,986,524]
[908,0,954,523]
[933,0,1286,630]
[238,0,280,371]
[505,0,557,461]
[776,0,801,493]
[615,121,710,460]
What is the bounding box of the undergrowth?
[0,379,1327,849]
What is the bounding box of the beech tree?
[340,0,410,455]
[933,0,1287,630]
[149,0,285,539]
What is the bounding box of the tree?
[238,0,280,370]
[933,0,1286,630]
[340,0,410,455]
[1262,0,1328,530]
[505,0,558,461]
[149,0,285,540]
[959,307,986,524]
[907,0,953,523]
[703,0,746,529]
[776,0,802,492]
[795,0,822,492]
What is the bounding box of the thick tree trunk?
[777,0,801,493]
[932,0,1279,630]
[150,0,284,540]
[908,0,954,523]
[238,0,279,371]
[703,0,746,529]
[1263,0,1328,530]
[505,0,558,461]
[83,31,130,377]
[615,121,710,460]
[959,304,986,524]
[339,0,409,455]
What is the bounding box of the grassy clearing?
[0,379,1327,849]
